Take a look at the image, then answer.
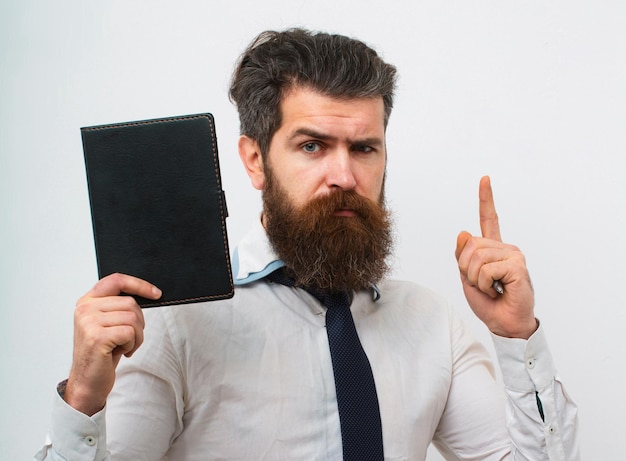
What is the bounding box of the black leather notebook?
[81,113,234,307]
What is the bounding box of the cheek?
[278,171,321,208]
[357,166,386,200]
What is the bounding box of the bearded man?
[36,29,579,461]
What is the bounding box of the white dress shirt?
[35,220,579,460]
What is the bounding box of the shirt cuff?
[49,381,108,460]
[491,322,557,392]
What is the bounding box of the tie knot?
[310,288,352,310]
[265,268,352,309]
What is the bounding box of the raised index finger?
[479,176,502,242]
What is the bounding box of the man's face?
[263,86,387,212]
[255,87,392,291]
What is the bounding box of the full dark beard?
[263,170,393,293]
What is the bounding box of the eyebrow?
[288,128,384,147]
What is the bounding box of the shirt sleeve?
[491,323,580,460]
[34,307,184,461]
[33,389,110,461]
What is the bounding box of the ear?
[238,135,265,190]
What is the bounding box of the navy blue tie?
[266,268,384,460]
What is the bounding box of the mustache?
[304,189,381,219]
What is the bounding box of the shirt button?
[548,425,556,434]
[526,358,535,369]
[84,435,96,446]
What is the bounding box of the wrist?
[64,377,107,416]
[491,318,539,340]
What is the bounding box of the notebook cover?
[81,113,234,307]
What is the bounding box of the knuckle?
[125,309,142,326]
[107,272,126,286]
[116,294,134,308]
[121,324,136,339]
[74,298,92,318]
[114,293,141,312]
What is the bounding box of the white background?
[2,1,624,459]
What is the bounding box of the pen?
[492,280,504,295]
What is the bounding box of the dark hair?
[229,28,397,157]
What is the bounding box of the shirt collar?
[232,217,381,302]
[232,217,283,285]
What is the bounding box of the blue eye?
[302,142,321,153]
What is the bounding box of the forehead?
[277,86,386,137]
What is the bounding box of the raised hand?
[455,176,537,339]
[64,273,161,416]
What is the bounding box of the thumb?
[455,231,472,261]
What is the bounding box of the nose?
[325,150,357,191]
